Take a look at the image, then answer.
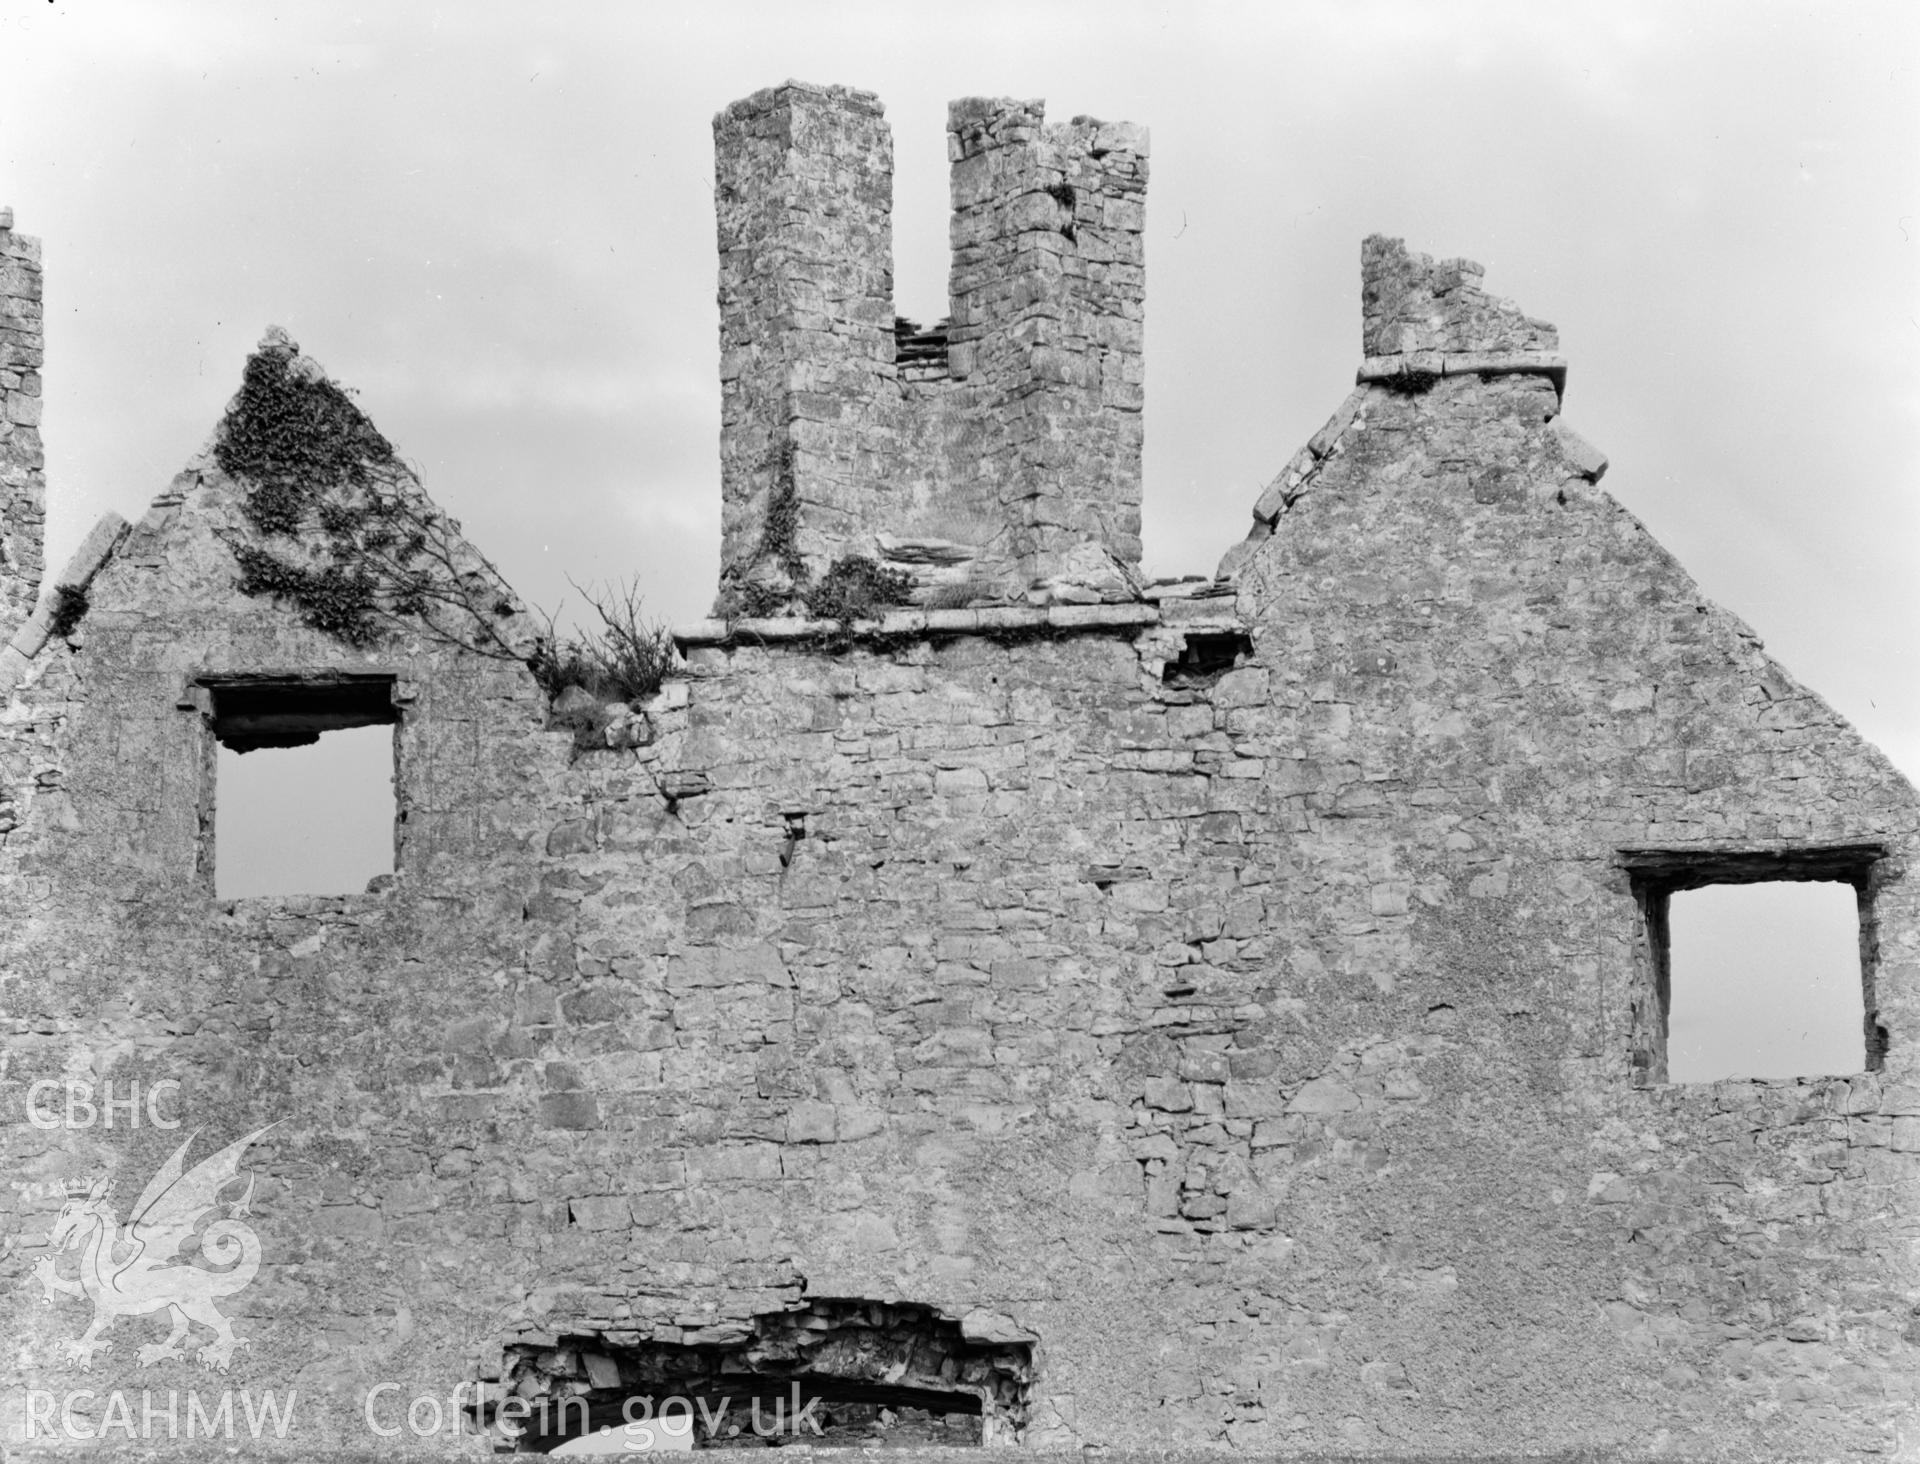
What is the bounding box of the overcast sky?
[2,2,1911,1071]
[2,0,1915,788]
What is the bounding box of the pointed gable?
[25,330,551,892]
[105,327,535,666]
[1219,235,1916,1070]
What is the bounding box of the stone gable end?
[1,89,1915,1462]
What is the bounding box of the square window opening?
[1621,845,1887,1086]
[204,678,398,900]
[1162,630,1254,686]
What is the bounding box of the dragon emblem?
[33,1124,275,1372]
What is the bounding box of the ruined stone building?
[3,82,1918,1459]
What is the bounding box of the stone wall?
[0,208,46,640]
[1359,233,1560,359]
[714,84,898,605]
[713,85,1145,614]
[2,91,1919,1463]
[942,97,1147,587]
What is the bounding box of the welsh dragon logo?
[33,1124,275,1372]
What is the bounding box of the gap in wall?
[213,723,395,899]
[890,108,951,335]
[488,1301,1033,1453]
[1666,880,1864,1081]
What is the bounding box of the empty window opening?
[1622,846,1884,1085]
[208,678,397,899]
[1162,630,1253,686]
[483,1299,1034,1453]
[1667,883,1864,1082]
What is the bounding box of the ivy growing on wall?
[46,585,89,639]
[213,338,677,710]
[725,442,913,623]
[213,339,522,656]
[732,443,808,618]
[216,341,398,537]
[804,555,913,622]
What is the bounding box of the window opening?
[1667,882,1865,1081]
[1162,630,1253,686]
[1621,845,1884,1085]
[206,677,398,899]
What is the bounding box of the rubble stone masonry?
[0,208,46,640]
[2,87,1918,1462]
[715,83,1145,612]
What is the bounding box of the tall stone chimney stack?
[711,84,1148,614]
[945,98,1148,582]
[713,83,897,608]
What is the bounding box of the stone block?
[959,1308,1038,1344]
[787,1101,838,1143]
[1288,1076,1360,1114]
[1881,1085,1920,1116]
[686,1143,783,1182]
[1553,420,1609,482]
[1213,667,1270,707]
[1252,477,1288,524]
[538,1093,601,1130]
[1144,1076,1192,1112]
[569,1195,632,1231]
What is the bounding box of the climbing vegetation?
[720,445,915,622]
[215,339,677,710]
[527,579,676,705]
[214,339,525,658]
[803,555,914,622]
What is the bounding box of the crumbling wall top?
[1361,233,1559,359]
[1354,234,1567,396]
[716,78,885,127]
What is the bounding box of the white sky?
[3,0,1906,1073]
[3,2,1914,773]
[213,728,394,900]
[1667,880,1865,1080]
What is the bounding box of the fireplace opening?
[483,1300,1034,1452]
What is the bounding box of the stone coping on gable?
[673,588,1241,651]
[0,510,129,693]
[1356,349,1567,393]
